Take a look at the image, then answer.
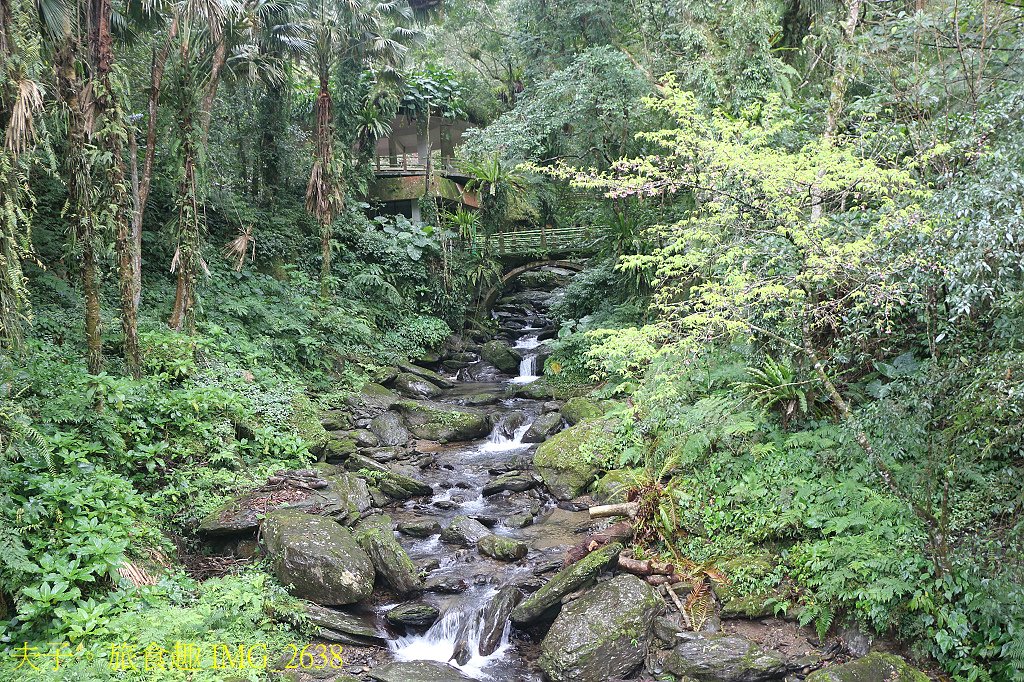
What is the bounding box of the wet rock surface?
[804,652,930,682]
[664,631,792,681]
[262,509,374,605]
[538,574,663,682]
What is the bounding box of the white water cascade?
[481,420,530,453]
[388,589,513,679]
[510,334,541,385]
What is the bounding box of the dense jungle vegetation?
[1,0,1024,679]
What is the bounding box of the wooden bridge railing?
[470,225,597,256]
[374,151,459,175]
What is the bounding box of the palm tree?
[0,0,48,350]
[301,0,417,298]
[166,0,230,332]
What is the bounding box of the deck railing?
[373,151,459,175]
[470,225,597,256]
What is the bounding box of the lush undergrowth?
[547,285,1024,681]
[0,205,460,678]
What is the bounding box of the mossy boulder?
[262,509,374,605]
[398,362,455,389]
[533,419,616,500]
[522,412,564,443]
[369,411,410,447]
[477,534,528,561]
[393,372,443,399]
[511,376,559,400]
[322,435,358,460]
[440,515,491,547]
[345,382,399,419]
[480,340,521,373]
[323,472,372,524]
[805,653,929,682]
[664,632,789,681]
[397,517,442,538]
[538,574,663,682]
[392,399,491,442]
[303,603,387,645]
[344,454,432,500]
[560,397,612,425]
[511,542,622,624]
[386,602,440,628]
[354,514,422,594]
[290,393,330,453]
[591,468,642,504]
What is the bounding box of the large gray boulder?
[398,362,455,389]
[664,632,790,681]
[392,400,491,442]
[343,454,432,500]
[368,661,473,682]
[482,471,538,496]
[511,542,622,624]
[533,420,615,500]
[323,471,372,524]
[354,515,422,594]
[369,412,411,447]
[440,515,491,546]
[805,653,929,682]
[345,382,399,419]
[386,602,440,628]
[262,509,374,605]
[481,340,521,373]
[538,574,663,682]
[393,372,443,399]
[303,603,387,646]
[522,412,563,443]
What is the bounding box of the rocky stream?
[198,266,931,682]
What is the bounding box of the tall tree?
[0,0,46,350]
[167,0,229,331]
[90,0,142,376]
[302,0,416,298]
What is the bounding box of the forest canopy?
[2,0,1023,680]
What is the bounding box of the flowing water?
[381,275,588,680]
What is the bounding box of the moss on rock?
[560,396,612,425]
[805,653,929,682]
[533,418,617,499]
[392,400,491,442]
[289,393,330,453]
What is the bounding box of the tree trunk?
[56,44,103,374]
[200,37,228,143]
[92,0,141,377]
[82,237,103,374]
[133,12,180,311]
[306,66,339,299]
[810,0,863,223]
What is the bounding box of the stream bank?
[197,266,931,682]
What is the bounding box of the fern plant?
[737,356,828,428]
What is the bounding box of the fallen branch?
[589,502,639,519]
[663,583,692,630]
[618,555,675,577]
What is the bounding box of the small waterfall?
[510,352,539,385]
[388,590,511,679]
[481,420,530,453]
[514,334,541,350]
